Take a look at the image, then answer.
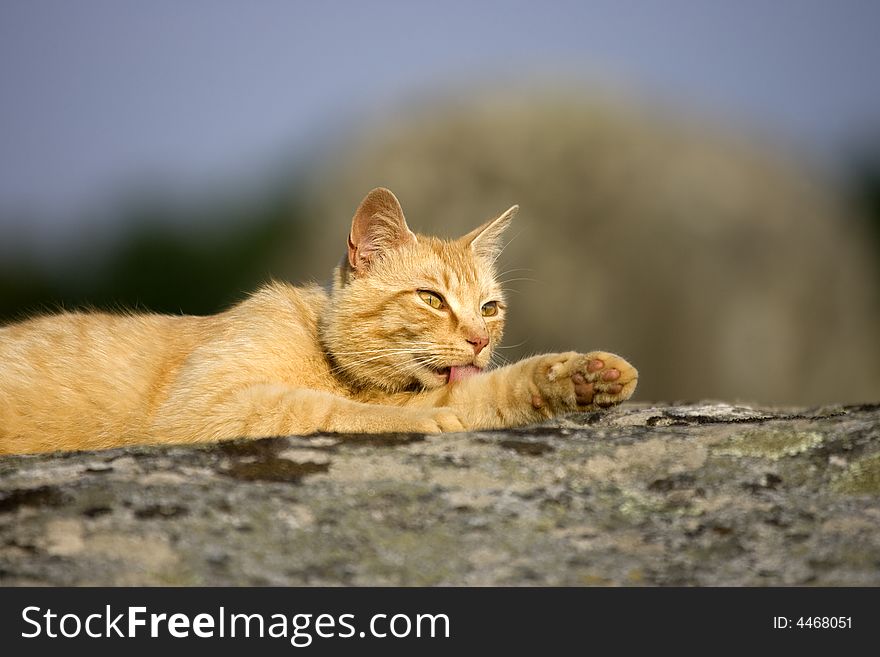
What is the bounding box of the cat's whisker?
[499,277,539,285]
[329,344,436,356]
[332,349,430,360]
[337,345,437,359]
[491,350,512,363]
[496,339,529,350]
[490,228,524,267]
[327,346,436,361]
[329,349,447,377]
[495,267,534,280]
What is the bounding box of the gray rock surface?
[1,403,878,586]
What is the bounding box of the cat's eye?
[481,301,499,317]
[418,290,445,310]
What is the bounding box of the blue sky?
[1,0,879,239]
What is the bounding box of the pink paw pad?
[602,368,620,382]
[572,372,595,404]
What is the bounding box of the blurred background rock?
[1,1,879,405]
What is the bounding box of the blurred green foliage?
[0,187,307,323]
[2,154,879,325]
[851,154,880,262]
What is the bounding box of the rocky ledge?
[1,403,878,586]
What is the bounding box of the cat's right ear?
[462,204,519,262]
[347,188,417,274]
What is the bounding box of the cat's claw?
[414,407,466,434]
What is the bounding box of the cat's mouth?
[431,365,484,384]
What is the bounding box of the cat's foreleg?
[431,351,638,430]
[150,384,465,443]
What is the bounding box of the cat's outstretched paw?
[531,351,638,415]
[572,351,638,408]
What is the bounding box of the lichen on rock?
[713,429,824,460]
[0,402,878,586]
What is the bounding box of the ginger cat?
[0,188,637,455]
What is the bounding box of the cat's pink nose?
[466,334,489,356]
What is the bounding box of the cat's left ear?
[462,205,519,261]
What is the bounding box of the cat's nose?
[466,334,489,356]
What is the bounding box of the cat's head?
[322,187,517,393]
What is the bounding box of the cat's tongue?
[448,365,483,383]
